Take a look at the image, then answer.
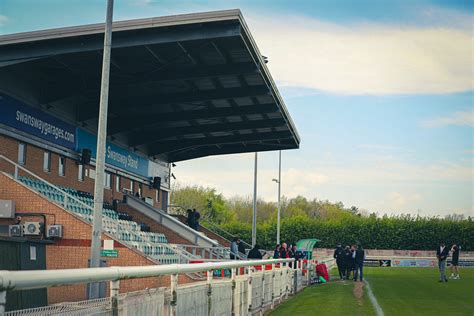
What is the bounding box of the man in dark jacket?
[344,246,354,280]
[237,239,246,258]
[436,241,449,282]
[247,244,263,259]
[334,244,346,280]
[353,245,365,281]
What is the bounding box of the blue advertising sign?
[0,94,76,149]
[76,128,149,177]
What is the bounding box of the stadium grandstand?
[0,9,304,314]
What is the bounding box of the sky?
[0,0,473,217]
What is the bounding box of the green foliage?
[172,184,474,250]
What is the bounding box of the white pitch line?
[365,279,384,316]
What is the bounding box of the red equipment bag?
[315,263,329,282]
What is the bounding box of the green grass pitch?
[269,267,474,316]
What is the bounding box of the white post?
[110,280,120,316]
[252,152,258,247]
[261,264,265,309]
[0,290,5,316]
[277,150,281,245]
[89,0,114,299]
[247,266,253,314]
[207,270,213,315]
[170,274,178,316]
[271,263,275,309]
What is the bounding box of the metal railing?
[0,155,200,265]
[168,204,252,250]
[0,258,295,316]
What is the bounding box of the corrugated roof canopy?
[0,10,300,162]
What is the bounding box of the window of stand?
[115,175,120,192]
[156,190,160,202]
[104,172,111,189]
[58,156,66,176]
[43,151,51,172]
[78,164,85,181]
[18,143,26,165]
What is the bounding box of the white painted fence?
[1,259,301,316]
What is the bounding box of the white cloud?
[388,192,423,209]
[421,110,474,128]
[0,15,9,26]
[248,14,474,95]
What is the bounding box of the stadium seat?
[17,176,180,264]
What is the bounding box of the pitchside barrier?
[364,256,474,268]
[0,259,311,316]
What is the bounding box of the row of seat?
[18,176,179,264]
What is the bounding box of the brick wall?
[0,134,166,210]
[0,173,193,304]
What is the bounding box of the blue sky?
[0,0,472,216]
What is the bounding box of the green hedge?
[218,216,474,251]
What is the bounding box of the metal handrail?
[0,258,294,291]
[0,154,97,217]
[201,219,252,249]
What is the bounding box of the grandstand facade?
[0,9,299,311]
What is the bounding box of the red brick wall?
[0,173,192,304]
[0,134,166,209]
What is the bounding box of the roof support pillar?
[89,0,113,299]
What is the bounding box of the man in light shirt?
[436,241,449,283]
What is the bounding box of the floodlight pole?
[277,150,281,245]
[252,152,258,247]
[89,0,113,299]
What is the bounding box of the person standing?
[273,244,281,259]
[353,245,365,282]
[230,238,238,260]
[247,244,263,259]
[436,241,449,282]
[186,209,195,228]
[237,239,246,259]
[334,244,346,280]
[450,244,461,279]
[192,208,200,231]
[280,243,289,259]
[344,246,353,280]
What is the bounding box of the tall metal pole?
[252,152,258,247]
[89,0,114,299]
[277,150,281,245]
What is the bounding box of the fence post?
[271,263,275,309]
[0,290,6,316]
[110,280,120,316]
[231,268,236,316]
[247,266,253,314]
[207,270,213,316]
[170,273,178,316]
[261,264,265,311]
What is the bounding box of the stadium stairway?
[171,214,231,247]
[14,175,190,264]
[125,195,222,248]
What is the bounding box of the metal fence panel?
[176,283,208,316]
[233,277,249,316]
[210,281,233,316]
[121,288,164,316]
[262,271,273,307]
[249,272,263,313]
